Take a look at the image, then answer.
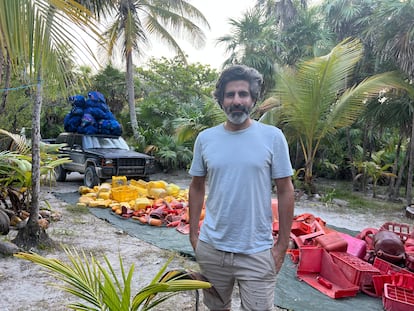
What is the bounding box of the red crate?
[380,222,412,242]
[373,257,414,276]
[297,247,359,299]
[383,284,414,311]
[330,251,380,287]
[373,273,414,297]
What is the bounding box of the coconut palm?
[260,38,409,192]
[216,7,278,94]
[0,0,101,249]
[363,0,414,205]
[92,0,209,142]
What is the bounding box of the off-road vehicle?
[54,132,155,188]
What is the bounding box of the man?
[188,64,295,310]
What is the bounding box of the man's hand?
[271,243,287,274]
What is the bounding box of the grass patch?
[65,204,89,215]
[316,179,404,212]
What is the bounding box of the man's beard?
[224,105,252,125]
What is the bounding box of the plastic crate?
[111,185,139,202]
[380,222,412,242]
[330,251,380,287]
[383,284,414,311]
[373,273,414,297]
[373,257,414,276]
[297,246,359,299]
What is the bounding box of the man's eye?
[225,92,235,98]
[239,92,249,97]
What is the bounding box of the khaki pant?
[195,240,277,311]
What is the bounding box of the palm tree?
[216,7,278,95]
[0,0,101,249]
[364,0,414,205]
[94,0,210,142]
[260,38,409,192]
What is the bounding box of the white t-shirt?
[189,120,293,254]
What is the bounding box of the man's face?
[222,80,254,125]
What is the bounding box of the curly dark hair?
[213,65,263,107]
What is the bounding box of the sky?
[139,0,255,69]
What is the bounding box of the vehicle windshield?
[83,136,130,150]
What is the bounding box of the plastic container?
[296,246,359,299]
[380,222,412,242]
[315,232,348,252]
[383,284,414,311]
[112,176,127,188]
[339,232,367,259]
[111,185,139,202]
[373,257,414,276]
[373,273,414,297]
[330,251,380,287]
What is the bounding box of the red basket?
[330,251,380,287]
[383,284,414,311]
[380,222,412,242]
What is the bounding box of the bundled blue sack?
[87,91,106,104]
[84,106,107,120]
[68,95,86,108]
[78,124,98,135]
[64,114,82,132]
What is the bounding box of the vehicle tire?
[84,166,99,188]
[54,165,67,182]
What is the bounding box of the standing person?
[188,64,295,310]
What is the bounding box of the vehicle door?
[69,134,87,173]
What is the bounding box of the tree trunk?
[0,49,11,114]
[126,51,140,141]
[13,72,53,249]
[406,112,414,206]
[388,136,403,200]
[346,128,357,189]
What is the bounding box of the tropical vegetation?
[1,0,414,248]
[15,249,212,310]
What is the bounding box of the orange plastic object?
[296,246,359,299]
[315,232,348,252]
[330,251,380,287]
[383,284,414,311]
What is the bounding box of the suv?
[54,132,155,188]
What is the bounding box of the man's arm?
[188,175,206,250]
[272,176,294,273]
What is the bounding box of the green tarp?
[54,192,383,310]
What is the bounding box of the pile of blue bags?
[63,91,122,136]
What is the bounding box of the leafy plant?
[353,149,396,198]
[15,247,211,311]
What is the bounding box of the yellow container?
[148,187,167,199]
[98,191,111,200]
[111,185,139,202]
[166,183,180,196]
[130,179,148,188]
[147,180,167,189]
[133,197,152,210]
[112,176,127,188]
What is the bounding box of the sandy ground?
[0,171,410,311]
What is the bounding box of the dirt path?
[0,171,410,310]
